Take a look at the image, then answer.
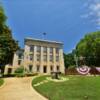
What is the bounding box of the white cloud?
[80,12,94,19]
[80,14,89,18]
[89,3,100,11]
[81,1,100,29]
[96,18,100,25]
[97,11,100,17]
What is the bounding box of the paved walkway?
[0,77,48,100]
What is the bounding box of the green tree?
[0,5,19,72]
[76,31,100,66]
[64,51,75,68]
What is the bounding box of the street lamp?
[74,54,78,67]
[79,56,85,66]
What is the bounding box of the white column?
[24,45,30,71]
[4,66,8,74]
[47,47,50,74]
[13,52,18,67]
[59,49,65,73]
[33,46,37,72]
[40,46,43,73]
[53,48,56,72]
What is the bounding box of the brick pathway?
[0,77,48,100]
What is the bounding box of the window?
[37,54,40,61]
[43,47,47,53]
[37,46,41,53]
[56,66,60,71]
[50,47,53,54]
[56,48,59,54]
[37,65,40,72]
[30,45,34,52]
[43,55,47,62]
[50,55,53,62]
[56,56,59,62]
[18,60,21,65]
[50,66,53,72]
[18,54,23,59]
[29,54,33,61]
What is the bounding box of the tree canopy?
[76,31,100,66]
[0,5,19,72]
[0,5,7,27]
[64,31,100,68]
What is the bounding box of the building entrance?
[29,65,33,72]
[43,66,47,73]
[8,68,12,74]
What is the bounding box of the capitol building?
[5,38,65,74]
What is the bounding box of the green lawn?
[0,78,4,87]
[32,75,100,100]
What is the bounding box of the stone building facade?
[8,38,65,74]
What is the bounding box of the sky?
[1,0,100,53]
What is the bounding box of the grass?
[0,78,4,87]
[32,75,100,100]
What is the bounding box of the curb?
[31,75,48,100]
[0,78,6,89]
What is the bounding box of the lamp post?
[79,56,85,66]
[74,54,78,67]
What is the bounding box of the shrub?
[15,67,24,73]
[25,73,38,77]
[3,74,16,77]
[0,78,4,86]
[15,73,25,77]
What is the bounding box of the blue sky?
[1,0,100,53]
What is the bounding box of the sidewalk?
[0,77,48,100]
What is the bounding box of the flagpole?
[43,32,46,40]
